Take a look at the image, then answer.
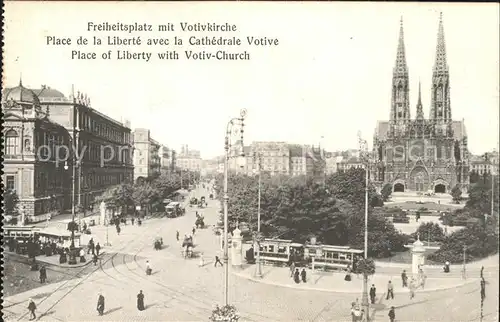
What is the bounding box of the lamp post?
[462,245,467,280]
[253,152,263,278]
[64,157,79,265]
[223,109,247,306]
[358,131,370,322]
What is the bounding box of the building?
[372,15,469,194]
[230,141,325,180]
[159,145,176,174]
[2,81,72,222]
[133,129,161,181]
[177,145,202,172]
[2,82,134,221]
[37,86,134,211]
[470,151,499,176]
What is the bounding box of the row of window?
[80,139,132,165]
[79,112,131,144]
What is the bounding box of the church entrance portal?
[409,166,430,192]
[394,183,405,192]
[434,184,446,193]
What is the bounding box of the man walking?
[369,284,376,304]
[214,255,223,267]
[97,293,105,316]
[28,298,37,320]
[88,238,94,255]
[388,306,396,322]
[95,242,101,256]
[386,280,394,300]
[290,262,296,278]
[39,266,47,283]
[401,269,408,287]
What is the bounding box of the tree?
[153,173,181,199]
[353,258,376,276]
[132,183,161,215]
[451,184,462,204]
[469,170,480,184]
[428,220,498,263]
[380,183,393,202]
[325,168,381,210]
[465,178,499,216]
[96,183,135,213]
[4,190,19,216]
[413,222,445,242]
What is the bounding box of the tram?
[253,238,363,271]
[254,238,305,266]
[307,245,363,271]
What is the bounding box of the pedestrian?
[301,268,307,283]
[369,284,376,304]
[176,230,180,241]
[420,272,427,289]
[146,260,152,275]
[95,242,101,256]
[409,278,416,299]
[289,261,296,277]
[39,266,47,283]
[97,293,105,316]
[83,221,87,232]
[214,255,223,267]
[192,227,196,235]
[137,290,145,311]
[87,238,94,254]
[199,253,205,267]
[79,248,86,262]
[28,298,37,320]
[401,269,408,287]
[93,253,98,266]
[294,268,300,284]
[386,280,394,300]
[388,306,396,322]
[131,217,135,225]
[138,218,142,226]
[116,225,121,235]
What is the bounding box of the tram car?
[254,238,305,266]
[306,245,363,272]
[254,238,363,271]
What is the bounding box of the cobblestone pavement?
[3,186,499,321]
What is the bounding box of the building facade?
[160,145,176,174]
[470,152,499,176]
[37,86,134,211]
[133,129,161,181]
[177,145,202,172]
[2,82,72,222]
[372,15,469,194]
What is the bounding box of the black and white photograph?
[1,2,499,321]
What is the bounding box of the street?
[3,186,499,321]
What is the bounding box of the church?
[372,14,469,194]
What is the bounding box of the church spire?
[394,16,408,75]
[430,12,451,121]
[390,17,410,122]
[19,73,23,87]
[416,80,424,119]
[433,12,448,74]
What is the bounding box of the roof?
[33,87,66,99]
[288,144,304,157]
[2,84,40,105]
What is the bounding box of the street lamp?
[253,152,263,278]
[462,245,467,280]
[223,109,247,306]
[358,131,370,321]
[64,157,79,265]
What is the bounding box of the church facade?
[372,14,469,194]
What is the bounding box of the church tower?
[390,17,411,127]
[430,13,452,125]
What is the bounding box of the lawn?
[378,249,440,265]
[385,201,462,212]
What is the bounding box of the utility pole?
[254,152,263,278]
[222,109,246,307]
[358,131,370,322]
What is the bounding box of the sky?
[3,2,499,159]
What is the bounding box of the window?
[5,129,20,156]
[6,175,15,191]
